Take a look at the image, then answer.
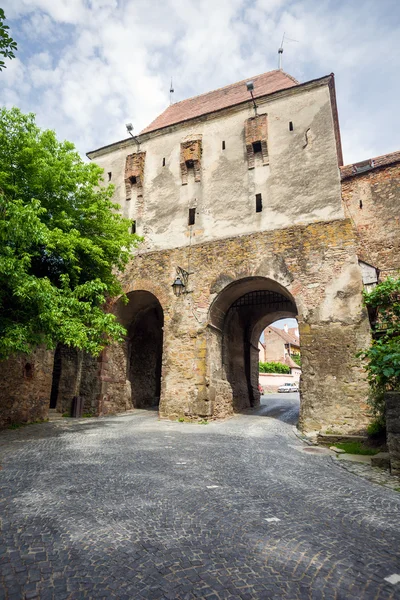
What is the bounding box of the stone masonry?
[1,70,398,434]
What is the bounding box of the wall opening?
[116,291,164,409]
[222,141,226,150]
[188,208,196,226]
[252,141,262,154]
[209,277,298,415]
[256,193,262,213]
[289,121,294,131]
[162,157,166,167]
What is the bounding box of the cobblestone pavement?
[1,395,400,600]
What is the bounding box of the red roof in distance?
[140,70,299,135]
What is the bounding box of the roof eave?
[87,73,334,159]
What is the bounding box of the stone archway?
[115,290,164,409]
[208,277,298,414]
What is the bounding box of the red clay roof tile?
[140,70,299,135]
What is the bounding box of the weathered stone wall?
[90,79,343,252]
[0,347,54,427]
[341,161,400,274]
[385,392,400,475]
[99,217,371,433]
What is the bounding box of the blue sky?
[1,0,400,163]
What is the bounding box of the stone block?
[385,392,400,475]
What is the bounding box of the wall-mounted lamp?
[246,81,258,116]
[172,266,190,297]
[125,123,140,151]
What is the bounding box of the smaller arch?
[114,290,164,409]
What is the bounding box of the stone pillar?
[385,392,400,475]
[299,320,371,434]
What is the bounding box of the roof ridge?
[165,69,296,109]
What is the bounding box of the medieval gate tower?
[2,70,399,433]
[86,70,371,433]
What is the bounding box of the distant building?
[261,324,300,364]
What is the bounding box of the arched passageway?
[115,291,164,409]
[209,277,298,413]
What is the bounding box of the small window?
[289,122,294,131]
[24,363,33,379]
[252,141,262,154]
[131,220,136,234]
[186,159,194,169]
[359,200,363,209]
[129,175,137,185]
[222,141,226,150]
[188,208,196,226]
[162,158,166,167]
[255,193,262,213]
[108,172,112,181]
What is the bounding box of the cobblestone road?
[1,395,400,599]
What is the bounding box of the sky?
[1,0,400,164]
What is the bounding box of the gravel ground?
[0,394,400,599]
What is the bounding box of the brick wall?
[341,161,400,274]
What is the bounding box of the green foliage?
[333,441,380,456]
[360,277,400,420]
[0,107,140,359]
[292,354,301,367]
[367,417,386,438]
[259,361,290,374]
[0,9,17,71]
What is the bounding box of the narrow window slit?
[256,193,262,213]
[222,141,226,150]
[162,158,166,167]
[188,208,196,226]
[131,220,136,234]
[108,172,112,181]
[289,121,294,131]
[359,200,363,209]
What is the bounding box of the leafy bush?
[259,361,290,374]
[360,276,400,422]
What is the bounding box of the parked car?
[277,382,299,393]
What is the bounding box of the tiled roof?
[140,70,299,135]
[285,355,301,370]
[340,150,400,180]
[269,326,300,347]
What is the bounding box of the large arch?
[115,290,164,409]
[208,277,298,413]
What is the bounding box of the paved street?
[1,395,400,599]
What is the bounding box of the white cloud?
[1,0,399,163]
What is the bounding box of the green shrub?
[359,276,400,423]
[259,361,290,374]
[367,418,386,438]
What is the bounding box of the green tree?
[0,9,17,71]
[0,107,139,359]
[361,276,400,424]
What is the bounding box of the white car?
[277,382,299,393]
